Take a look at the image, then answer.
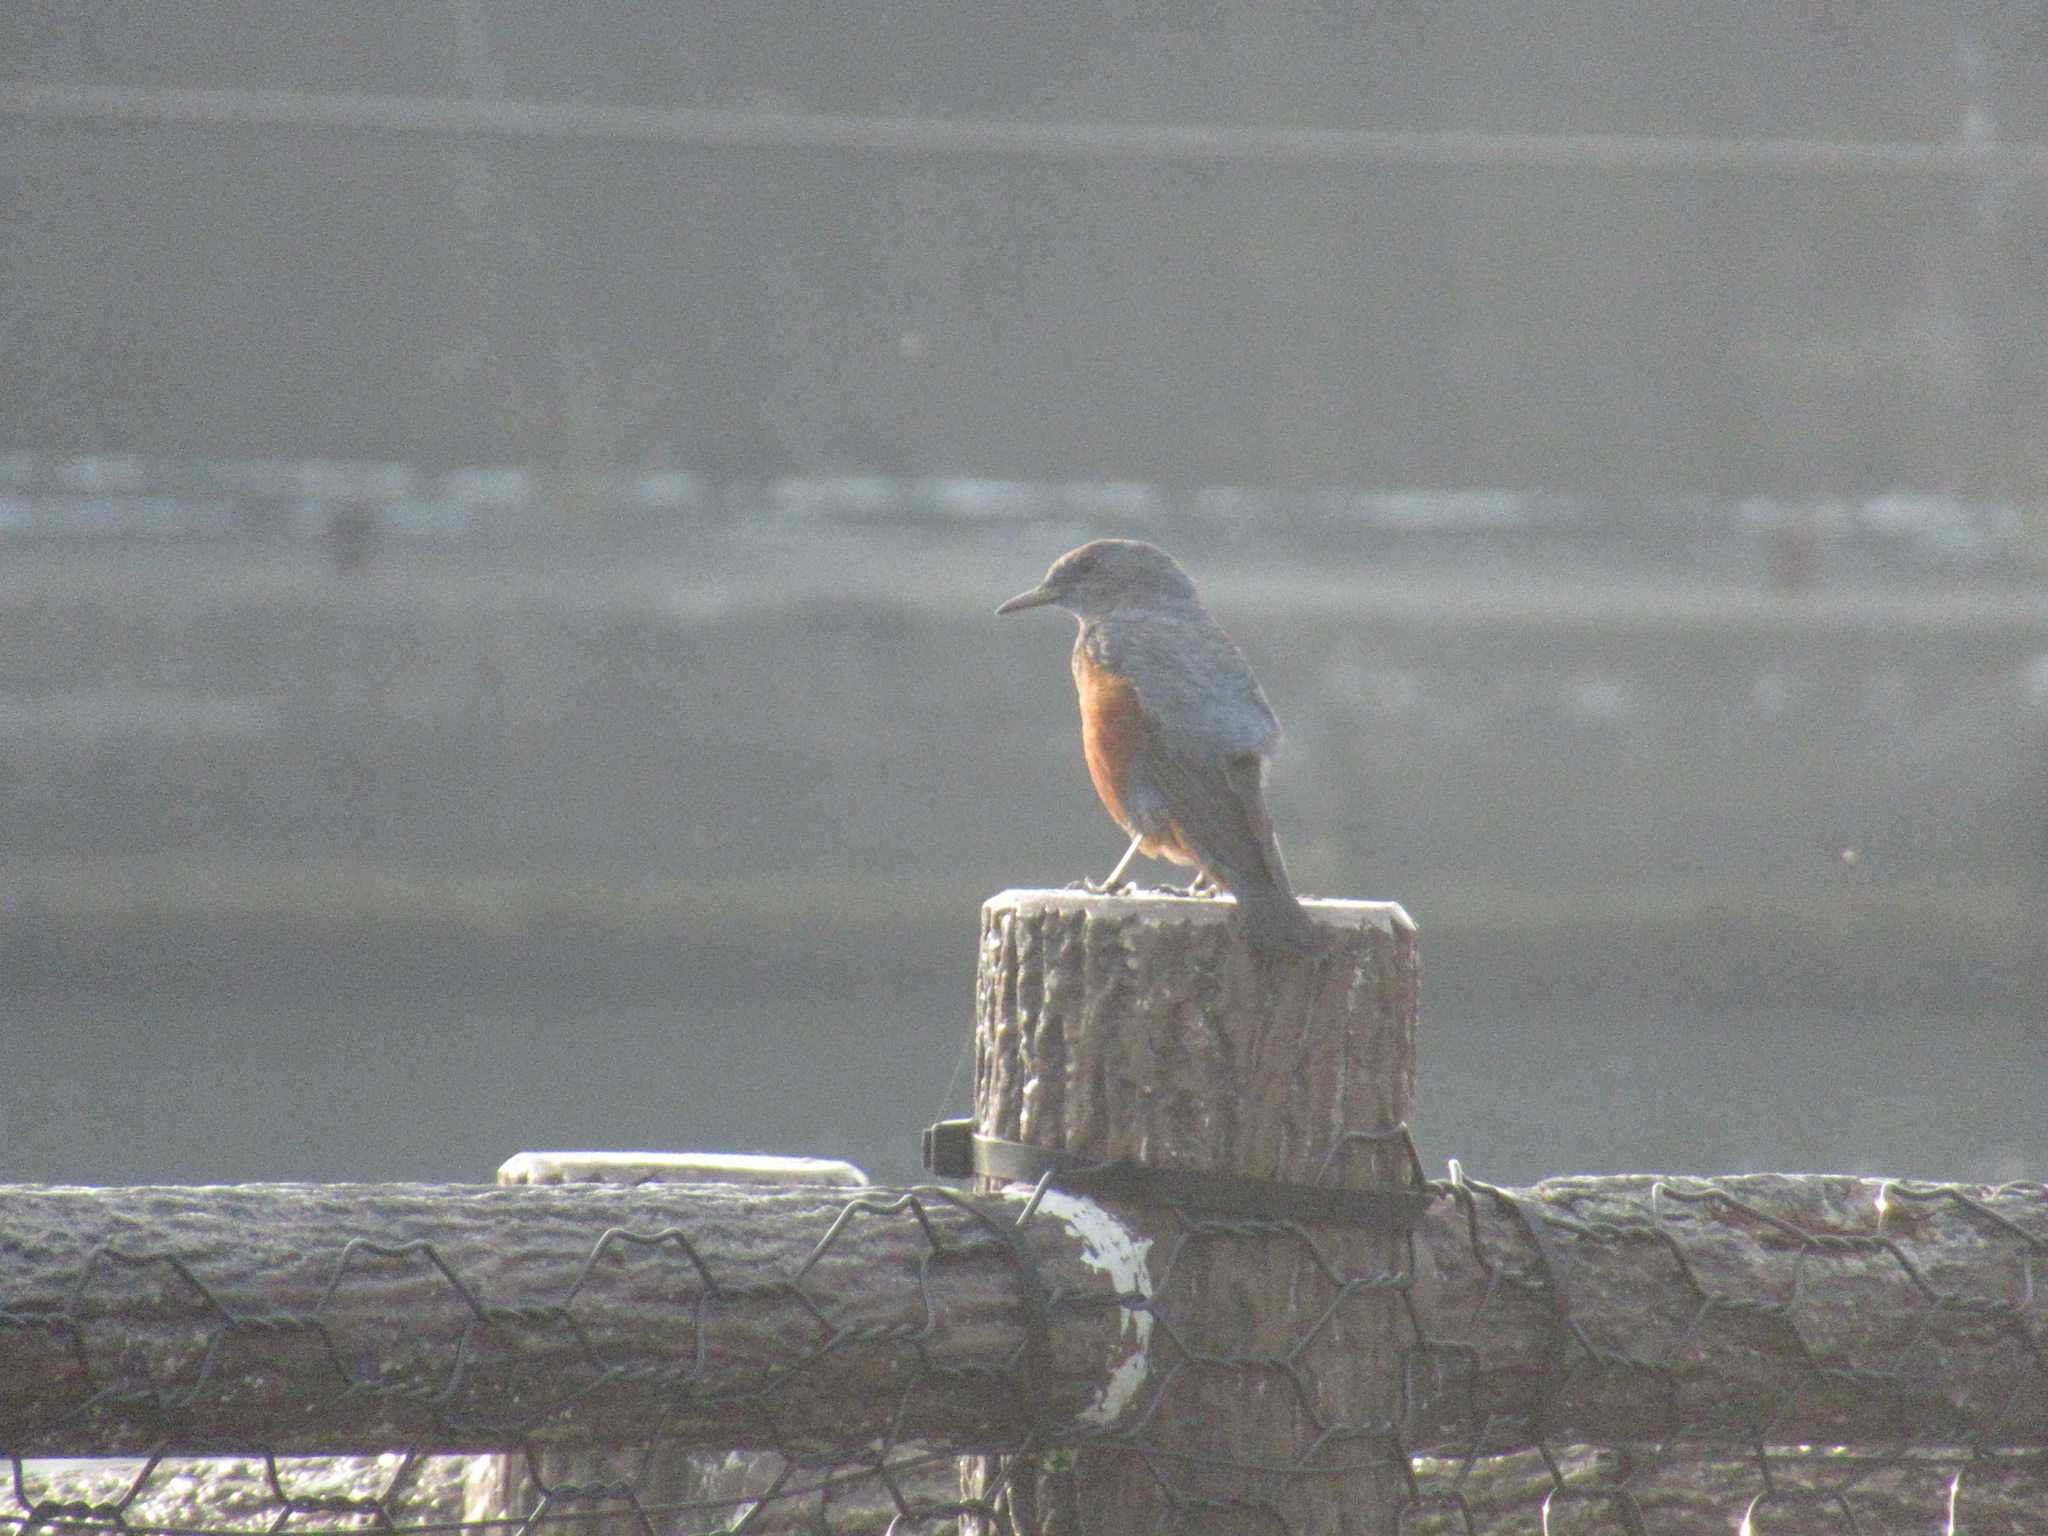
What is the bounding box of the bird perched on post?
[997,538,1318,954]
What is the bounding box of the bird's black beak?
[996,583,1057,615]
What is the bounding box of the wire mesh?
[2,1161,2045,1534]
[1397,1169,2048,1533]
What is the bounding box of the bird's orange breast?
[1071,645,1195,864]
[1072,646,1141,825]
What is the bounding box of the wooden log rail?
[0,1173,2037,1461]
[1407,1170,2048,1459]
[0,1180,1137,1459]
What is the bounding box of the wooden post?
[463,1151,868,1536]
[965,889,1418,1534]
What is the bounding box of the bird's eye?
[1071,554,1097,575]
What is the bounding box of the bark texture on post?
[464,1152,871,1536]
[966,889,1419,1534]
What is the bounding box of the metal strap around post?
[923,1119,1434,1230]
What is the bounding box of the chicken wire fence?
[2,1160,2046,1536]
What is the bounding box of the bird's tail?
[1233,874,1319,955]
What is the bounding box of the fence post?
[964,889,1418,1534]
[461,1150,869,1535]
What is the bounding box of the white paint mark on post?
[1016,1187,1153,1428]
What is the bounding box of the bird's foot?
[1179,873,1221,897]
[1071,876,1138,895]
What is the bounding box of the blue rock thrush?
[997,538,1318,954]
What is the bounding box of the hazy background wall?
[7,2,2048,501]
[1,4,2044,1194]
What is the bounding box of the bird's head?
[996,538,1199,621]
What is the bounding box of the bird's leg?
[1077,833,1146,895]
[1179,870,1220,897]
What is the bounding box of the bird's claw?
[1069,877,1138,895]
